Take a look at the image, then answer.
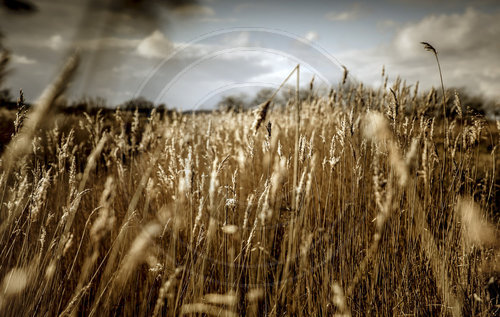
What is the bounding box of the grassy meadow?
[0,58,499,316]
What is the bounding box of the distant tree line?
[0,83,497,119]
[216,85,499,119]
[216,86,316,112]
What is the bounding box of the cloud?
[392,8,500,57]
[77,37,141,51]
[222,31,251,47]
[325,4,365,22]
[149,51,305,110]
[47,34,63,50]
[305,31,319,42]
[171,4,215,17]
[136,30,175,58]
[11,54,36,65]
[338,8,500,99]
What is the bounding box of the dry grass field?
[0,56,499,316]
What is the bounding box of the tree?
[0,88,12,104]
[217,94,248,112]
[0,32,12,105]
[279,85,311,105]
[445,87,487,118]
[121,96,155,112]
[0,31,10,89]
[250,88,275,107]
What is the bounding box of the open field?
[0,73,499,316]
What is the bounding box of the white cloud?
[326,4,364,22]
[222,31,251,47]
[326,11,356,21]
[77,37,141,50]
[132,30,256,60]
[136,30,175,59]
[338,8,500,99]
[305,31,319,42]
[172,4,215,17]
[11,54,36,65]
[47,34,63,50]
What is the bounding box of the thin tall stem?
[422,42,448,214]
[435,53,447,130]
[434,52,448,216]
[292,64,300,211]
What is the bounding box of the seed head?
[421,42,437,55]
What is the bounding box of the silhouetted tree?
[121,96,154,111]
[217,94,248,112]
[0,31,11,104]
[0,88,12,104]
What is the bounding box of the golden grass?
[0,66,498,316]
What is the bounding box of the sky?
[0,0,499,110]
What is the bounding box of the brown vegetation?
[0,56,498,316]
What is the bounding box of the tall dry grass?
[0,64,498,316]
